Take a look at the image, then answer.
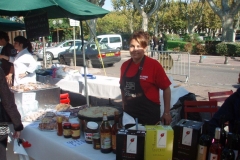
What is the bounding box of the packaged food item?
[93,133,101,150]
[85,122,98,144]
[71,123,80,139]
[63,122,71,138]
[100,112,112,153]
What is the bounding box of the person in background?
[120,30,172,125]
[0,67,23,160]
[158,34,164,51]
[0,36,37,86]
[151,36,158,57]
[208,87,240,138]
[0,31,15,86]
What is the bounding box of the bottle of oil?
[197,120,212,160]
[100,112,112,153]
[111,111,121,154]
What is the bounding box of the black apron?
[121,56,160,125]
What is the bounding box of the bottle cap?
[71,123,80,128]
[87,122,98,130]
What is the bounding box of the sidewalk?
[81,51,240,102]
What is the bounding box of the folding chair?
[184,100,218,119]
[208,90,233,126]
[208,90,233,106]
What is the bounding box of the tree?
[112,0,136,33]
[206,0,240,42]
[179,0,205,34]
[132,0,165,31]
[87,0,106,40]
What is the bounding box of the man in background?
[0,31,14,86]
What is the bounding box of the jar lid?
[87,122,98,130]
[63,122,71,126]
[71,123,80,128]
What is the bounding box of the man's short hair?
[0,31,9,42]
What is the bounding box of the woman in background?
[0,36,37,86]
[120,30,172,125]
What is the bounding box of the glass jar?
[71,123,80,139]
[63,122,71,138]
[92,133,101,150]
[84,122,98,144]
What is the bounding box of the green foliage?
[194,43,206,55]
[182,33,201,43]
[215,42,240,57]
[205,41,222,55]
[165,34,181,41]
[167,41,188,51]
[184,42,193,53]
[216,42,228,56]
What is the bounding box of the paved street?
[35,50,240,102]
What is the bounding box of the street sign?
[69,19,80,26]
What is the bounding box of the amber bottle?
[57,116,63,136]
[100,112,112,153]
[111,111,121,154]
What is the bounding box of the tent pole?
[43,37,46,69]
[81,20,89,107]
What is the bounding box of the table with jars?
[7,106,121,160]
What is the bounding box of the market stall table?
[7,118,115,160]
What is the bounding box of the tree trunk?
[221,15,235,42]
[142,12,148,31]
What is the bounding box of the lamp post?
[52,19,63,43]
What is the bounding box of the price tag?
[22,93,36,105]
[56,112,71,117]
[64,139,85,148]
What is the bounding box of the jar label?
[197,145,207,160]
[72,129,80,137]
[85,132,93,141]
[63,129,71,136]
[100,133,111,149]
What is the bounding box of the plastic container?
[84,122,98,144]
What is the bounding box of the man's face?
[0,38,4,46]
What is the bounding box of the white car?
[36,40,84,61]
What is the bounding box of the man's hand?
[161,112,172,125]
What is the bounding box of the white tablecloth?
[8,119,115,160]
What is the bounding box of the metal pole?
[81,21,89,107]
[57,27,59,43]
[73,26,76,70]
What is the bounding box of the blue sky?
[102,0,113,11]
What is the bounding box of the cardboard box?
[116,129,146,160]
[172,119,203,160]
[144,125,174,160]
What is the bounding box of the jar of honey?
[71,123,80,139]
[63,123,71,138]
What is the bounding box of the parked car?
[97,34,122,50]
[58,42,121,67]
[36,39,84,61]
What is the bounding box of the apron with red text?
[120,56,160,125]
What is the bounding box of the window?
[110,37,121,43]
[101,38,108,43]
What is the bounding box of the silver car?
[36,40,84,61]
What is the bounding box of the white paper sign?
[64,139,85,148]
[22,93,36,105]
[69,19,80,26]
[126,135,137,154]
[182,127,193,146]
[56,112,71,117]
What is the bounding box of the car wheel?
[59,56,67,65]
[116,47,121,50]
[107,63,114,67]
[46,52,53,61]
